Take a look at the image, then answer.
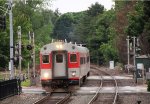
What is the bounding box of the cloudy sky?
[50,0,115,14]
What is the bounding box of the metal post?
[97,51,99,66]
[9,0,14,78]
[32,32,35,78]
[133,36,136,67]
[28,62,30,79]
[133,36,137,83]
[28,31,31,44]
[18,26,21,75]
[126,36,130,73]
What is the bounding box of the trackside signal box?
[135,55,150,80]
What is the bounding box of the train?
[40,40,90,88]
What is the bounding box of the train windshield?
[42,55,49,63]
[56,54,63,63]
[70,54,77,62]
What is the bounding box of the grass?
[0,70,31,87]
[21,79,31,87]
[0,74,2,79]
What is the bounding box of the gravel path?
[1,66,149,104]
[0,94,45,104]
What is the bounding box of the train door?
[52,51,68,78]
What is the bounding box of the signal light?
[14,43,19,57]
[26,44,33,50]
[0,15,6,30]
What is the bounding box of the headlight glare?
[44,73,49,78]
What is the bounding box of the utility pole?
[126,36,130,73]
[18,26,22,75]
[132,36,137,83]
[29,32,35,78]
[32,32,35,78]
[133,36,136,67]
[9,0,14,78]
[27,62,30,79]
[27,31,31,79]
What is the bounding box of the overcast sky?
[50,0,115,14]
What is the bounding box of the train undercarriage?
[41,79,79,89]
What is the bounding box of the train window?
[87,56,89,63]
[56,54,63,63]
[80,57,83,65]
[70,54,77,62]
[42,55,49,63]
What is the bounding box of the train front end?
[40,42,69,88]
[40,41,89,89]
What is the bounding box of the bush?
[147,80,150,91]
[21,79,31,87]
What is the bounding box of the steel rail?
[56,92,71,104]
[33,91,71,104]
[33,93,51,104]
[88,68,103,104]
[112,76,118,104]
[90,65,118,104]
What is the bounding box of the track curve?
[88,65,118,104]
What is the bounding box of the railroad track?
[88,65,118,104]
[33,91,71,104]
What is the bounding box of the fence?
[0,79,22,100]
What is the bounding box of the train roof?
[40,42,89,54]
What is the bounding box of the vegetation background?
[0,0,150,72]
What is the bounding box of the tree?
[126,1,150,55]
[87,2,104,17]
[52,13,74,41]
[115,0,136,64]
[0,0,10,68]
[0,0,55,68]
[74,2,105,44]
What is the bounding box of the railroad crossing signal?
[14,43,19,58]
[26,44,33,50]
[14,43,19,67]
[0,15,6,30]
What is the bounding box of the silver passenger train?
[40,41,90,88]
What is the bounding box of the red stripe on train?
[41,78,51,80]
[69,78,79,80]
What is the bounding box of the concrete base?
[76,86,148,94]
[87,75,133,80]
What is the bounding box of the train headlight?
[44,73,49,78]
[56,44,63,49]
[71,71,76,77]
[56,45,59,48]
[59,44,62,49]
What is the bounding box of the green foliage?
[147,80,150,92]
[21,79,31,87]
[2,0,149,68]
[88,10,117,64]
[51,2,116,65]
[0,0,9,68]
[52,12,85,42]
[100,43,118,62]
[0,0,56,69]
[126,1,144,37]
[126,1,150,55]
[73,3,105,43]
[52,13,74,41]
[87,2,104,17]
[143,1,150,41]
